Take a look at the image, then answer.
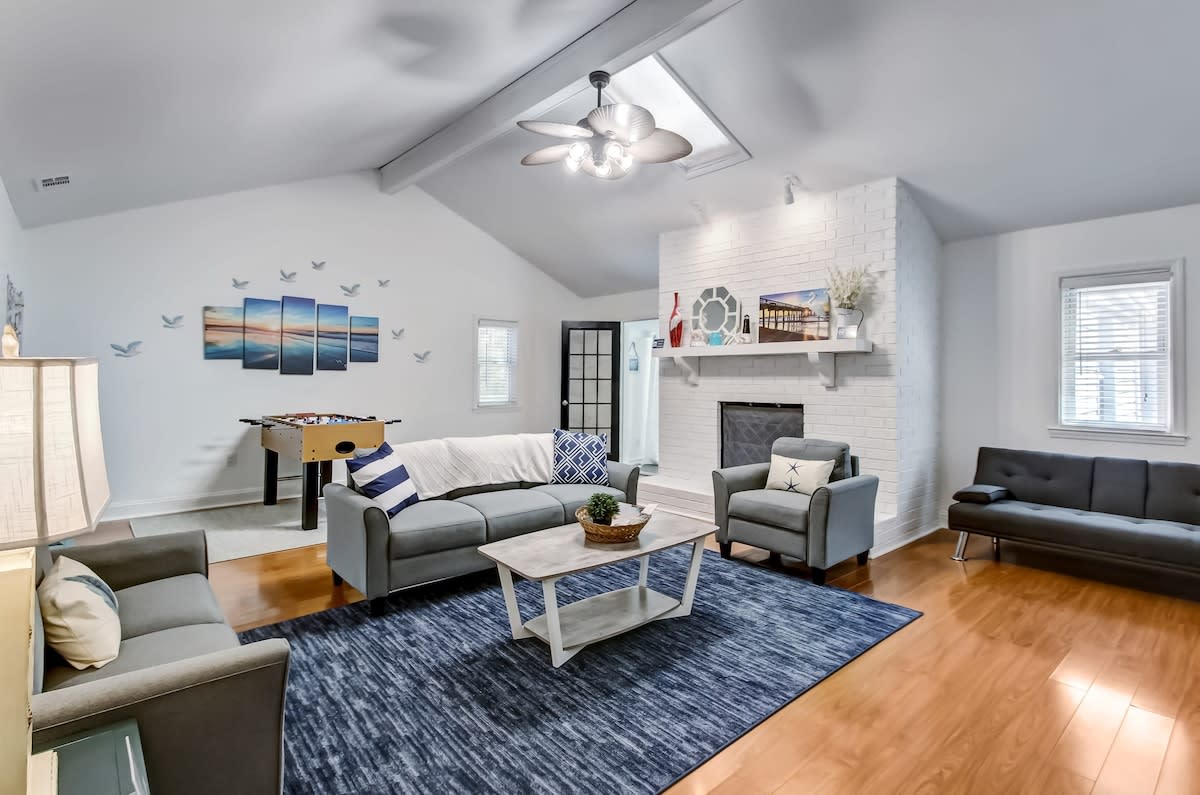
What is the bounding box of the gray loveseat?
[324,460,640,615]
[949,447,1200,575]
[31,531,290,795]
[712,438,878,584]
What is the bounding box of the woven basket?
[575,505,650,544]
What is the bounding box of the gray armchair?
[31,532,290,795]
[712,438,878,584]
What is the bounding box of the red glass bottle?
[668,292,684,347]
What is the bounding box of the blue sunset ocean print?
[317,304,348,371]
[204,305,244,360]
[242,298,282,369]
[349,316,379,363]
[281,296,316,375]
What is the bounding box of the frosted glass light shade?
[0,358,110,549]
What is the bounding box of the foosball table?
[239,413,401,530]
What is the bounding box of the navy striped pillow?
[345,443,419,517]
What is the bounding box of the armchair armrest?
[952,484,1011,504]
[712,463,770,541]
[323,483,391,599]
[807,474,879,570]
[50,530,208,590]
[607,460,641,504]
[32,639,290,795]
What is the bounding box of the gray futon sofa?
[32,531,290,795]
[324,460,640,615]
[949,447,1200,574]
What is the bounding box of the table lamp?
[0,344,110,793]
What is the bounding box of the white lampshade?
[0,358,110,549]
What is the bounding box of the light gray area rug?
[130,500,326,563]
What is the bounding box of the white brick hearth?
[643,178,941,554]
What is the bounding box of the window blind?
[1060,270,1172,431]
[477,320,518,407]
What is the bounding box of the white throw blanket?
[389,433,554,499]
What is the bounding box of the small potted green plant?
[585,493,621,525]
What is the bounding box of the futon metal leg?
[811,567,827,586]
[952,531,970,562]
[719,542,732,559]
[263,449,279,506]
[331,571,343,587]
[857,551,870,566]
[993,536,1000,559]
[302,461,319,530]
[369,597,388,617]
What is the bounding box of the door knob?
[561,400,569,406]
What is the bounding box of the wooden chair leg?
[719,542,732,559]
[331,571,343,587]
[811,567,827,586]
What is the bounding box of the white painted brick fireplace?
[643,178,941,554]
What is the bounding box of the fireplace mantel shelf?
[651,338,873,389]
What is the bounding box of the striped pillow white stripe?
[346,443,420,517]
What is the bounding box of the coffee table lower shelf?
[524,585,680,651]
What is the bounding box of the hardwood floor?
[208,529,1200,794]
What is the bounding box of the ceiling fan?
[516,70,693,180]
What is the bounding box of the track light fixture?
[783,174,803,205]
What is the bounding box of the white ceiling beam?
[378,0,744,194]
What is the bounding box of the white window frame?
[474,318,519,411]
[1050,259,1187,445]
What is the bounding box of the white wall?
[20,172,592,518]
[574,288,659,322]
[0,179,26,342]
[940,202,1200,514]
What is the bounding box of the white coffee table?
[477,509,714,667]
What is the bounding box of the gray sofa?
[31,531,290,795]
[712,438,879,584]
[949,447,1200,574]
[324,460,640,615]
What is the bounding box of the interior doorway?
[620,319,659,470]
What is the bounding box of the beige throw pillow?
[37,556,122,670]
[766,455,836,495]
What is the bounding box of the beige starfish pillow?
[766,455,836,495]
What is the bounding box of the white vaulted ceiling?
[5,0,1200,297]
[422,0,1200,295]
[0,0,630,227]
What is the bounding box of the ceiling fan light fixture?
[516,68,693,181]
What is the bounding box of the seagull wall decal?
[280,270,297,283]
[391,328,405,340]
[111,341,143,358]
[232,278,249,289]
[311,260,326,270]
[340,284,360,297]
[378,279,390,288]
[413,350,431,363]
[161,314,183,329]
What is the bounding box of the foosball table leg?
[320,460,333,488]
[302,461,320,530]
[263,449,279,506]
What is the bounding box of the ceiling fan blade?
[516,120,593,139]
[586,103,656,144]
[519,144,574,166]
[629,129,693,164]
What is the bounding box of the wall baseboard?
[870,523,942,559]
[102,483,304,522]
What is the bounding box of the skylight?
[605,55,750,179]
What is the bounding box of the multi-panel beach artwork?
[203,297,378,374]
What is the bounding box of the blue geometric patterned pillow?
[551,429,610,486]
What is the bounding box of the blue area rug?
[241,548,920,794]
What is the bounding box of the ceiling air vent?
[33,174,71,191]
